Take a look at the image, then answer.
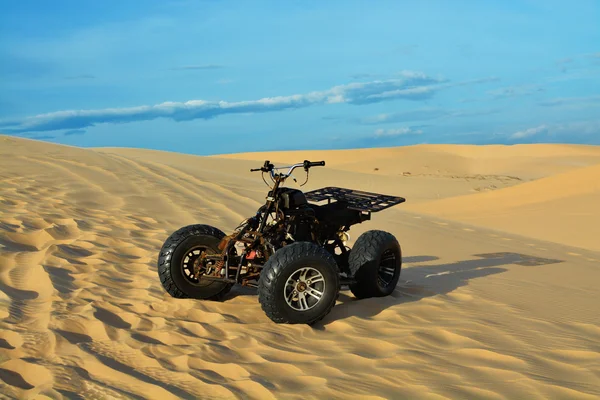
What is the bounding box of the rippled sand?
[1,135,599,399]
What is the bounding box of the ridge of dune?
[405,162,600,251]
[408,162,600,208]
[92,146,519,205]
[213,143,600,164]
[214,143,600,180]
[1,135,600,399]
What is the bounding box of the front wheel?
[157,224,232,300]
[258,242,340,324]
[348,230,401,299]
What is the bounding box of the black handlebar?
[303,160,326,169]
[250,159,325,173]
[250,160,275,172]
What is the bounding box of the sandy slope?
[219,144,600,251]
[406,163,600,251]
[1,135,599,399]
[215,143,600,180]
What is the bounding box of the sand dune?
[1,134,600,399]
[406,163,600,251]
[216,143,600,179]
[219,144,600,251]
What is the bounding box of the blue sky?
[1,0,599,155]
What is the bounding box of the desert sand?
[1,134,599,399]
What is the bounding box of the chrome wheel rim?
[284,267,326,311]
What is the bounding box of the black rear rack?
[304,186,405,212]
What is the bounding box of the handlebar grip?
[251,160,274,172]
[304,160,326,169]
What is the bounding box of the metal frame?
[304,186,406,212]
[192,160,405,288]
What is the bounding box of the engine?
[289,218,313,242]
[277,188,308,209]
[275,188,314,242]
[255,188,317,252]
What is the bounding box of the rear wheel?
[348,230,401,299]
[157,224,232,300]
[258,242,340,324]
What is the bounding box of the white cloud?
[374,127,422,137]
[488,84,544,99]
[0,74,443,133]
[505,120,600,144]
[0,72,497,134]
[539,95,600,107]
[326,94,346,104]
[396,70,431,79]
[360,107,499,125]
[552,120,600,136]
[509,124,548,139]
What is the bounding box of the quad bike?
[157,160,406,324]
